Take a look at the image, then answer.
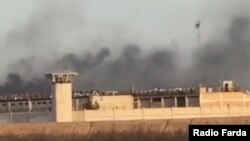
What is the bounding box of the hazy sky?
[0,0,249,81]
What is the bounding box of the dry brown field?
[0,116,250,141]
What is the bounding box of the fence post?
[220,93,223,108]
[113,108,115,121]
[9,111,13,123]
[27,111,30,123]
[244,94,246,107]
[76,99,79,111]
[142,107,144,120]
[83,109,86,121]
[161,97,164,108]
[171,107,173,119]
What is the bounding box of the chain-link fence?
[0,111,52,123]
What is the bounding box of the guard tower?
[45,71,78,122]
[222,80,234,92]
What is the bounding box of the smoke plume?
[1,1,250,94]
[188,16,250,88]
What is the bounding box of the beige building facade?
[72,106,250,122]
[199,80,250,107]
[90,95,134,110]
[43,71,250,122]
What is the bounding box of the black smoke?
[57,47,111,73]
[187,16,250,88]
[0,73,50,94]
[1,15,250,94]
[75,45,179,90]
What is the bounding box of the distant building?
[0,71,250,123]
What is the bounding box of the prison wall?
[200,91,250,107]
[72,106,250,122]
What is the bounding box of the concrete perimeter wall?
[73,106,250,122]
[1,106,250,123]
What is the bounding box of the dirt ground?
[0,116,250,141]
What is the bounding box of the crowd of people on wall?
[132,87,198,95]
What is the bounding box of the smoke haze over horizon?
[1,1,250,94]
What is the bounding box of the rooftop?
[45,70,78,76]
[45,70,78,83]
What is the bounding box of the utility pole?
[132,83,135,93]
[196,20,201,50]
[195,19,202,87]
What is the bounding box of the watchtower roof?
[45,70,78,83]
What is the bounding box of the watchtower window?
[225,83,229,92]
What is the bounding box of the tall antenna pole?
[195,19,202,86]
[197,20,201,50]
[132,83,135,93]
